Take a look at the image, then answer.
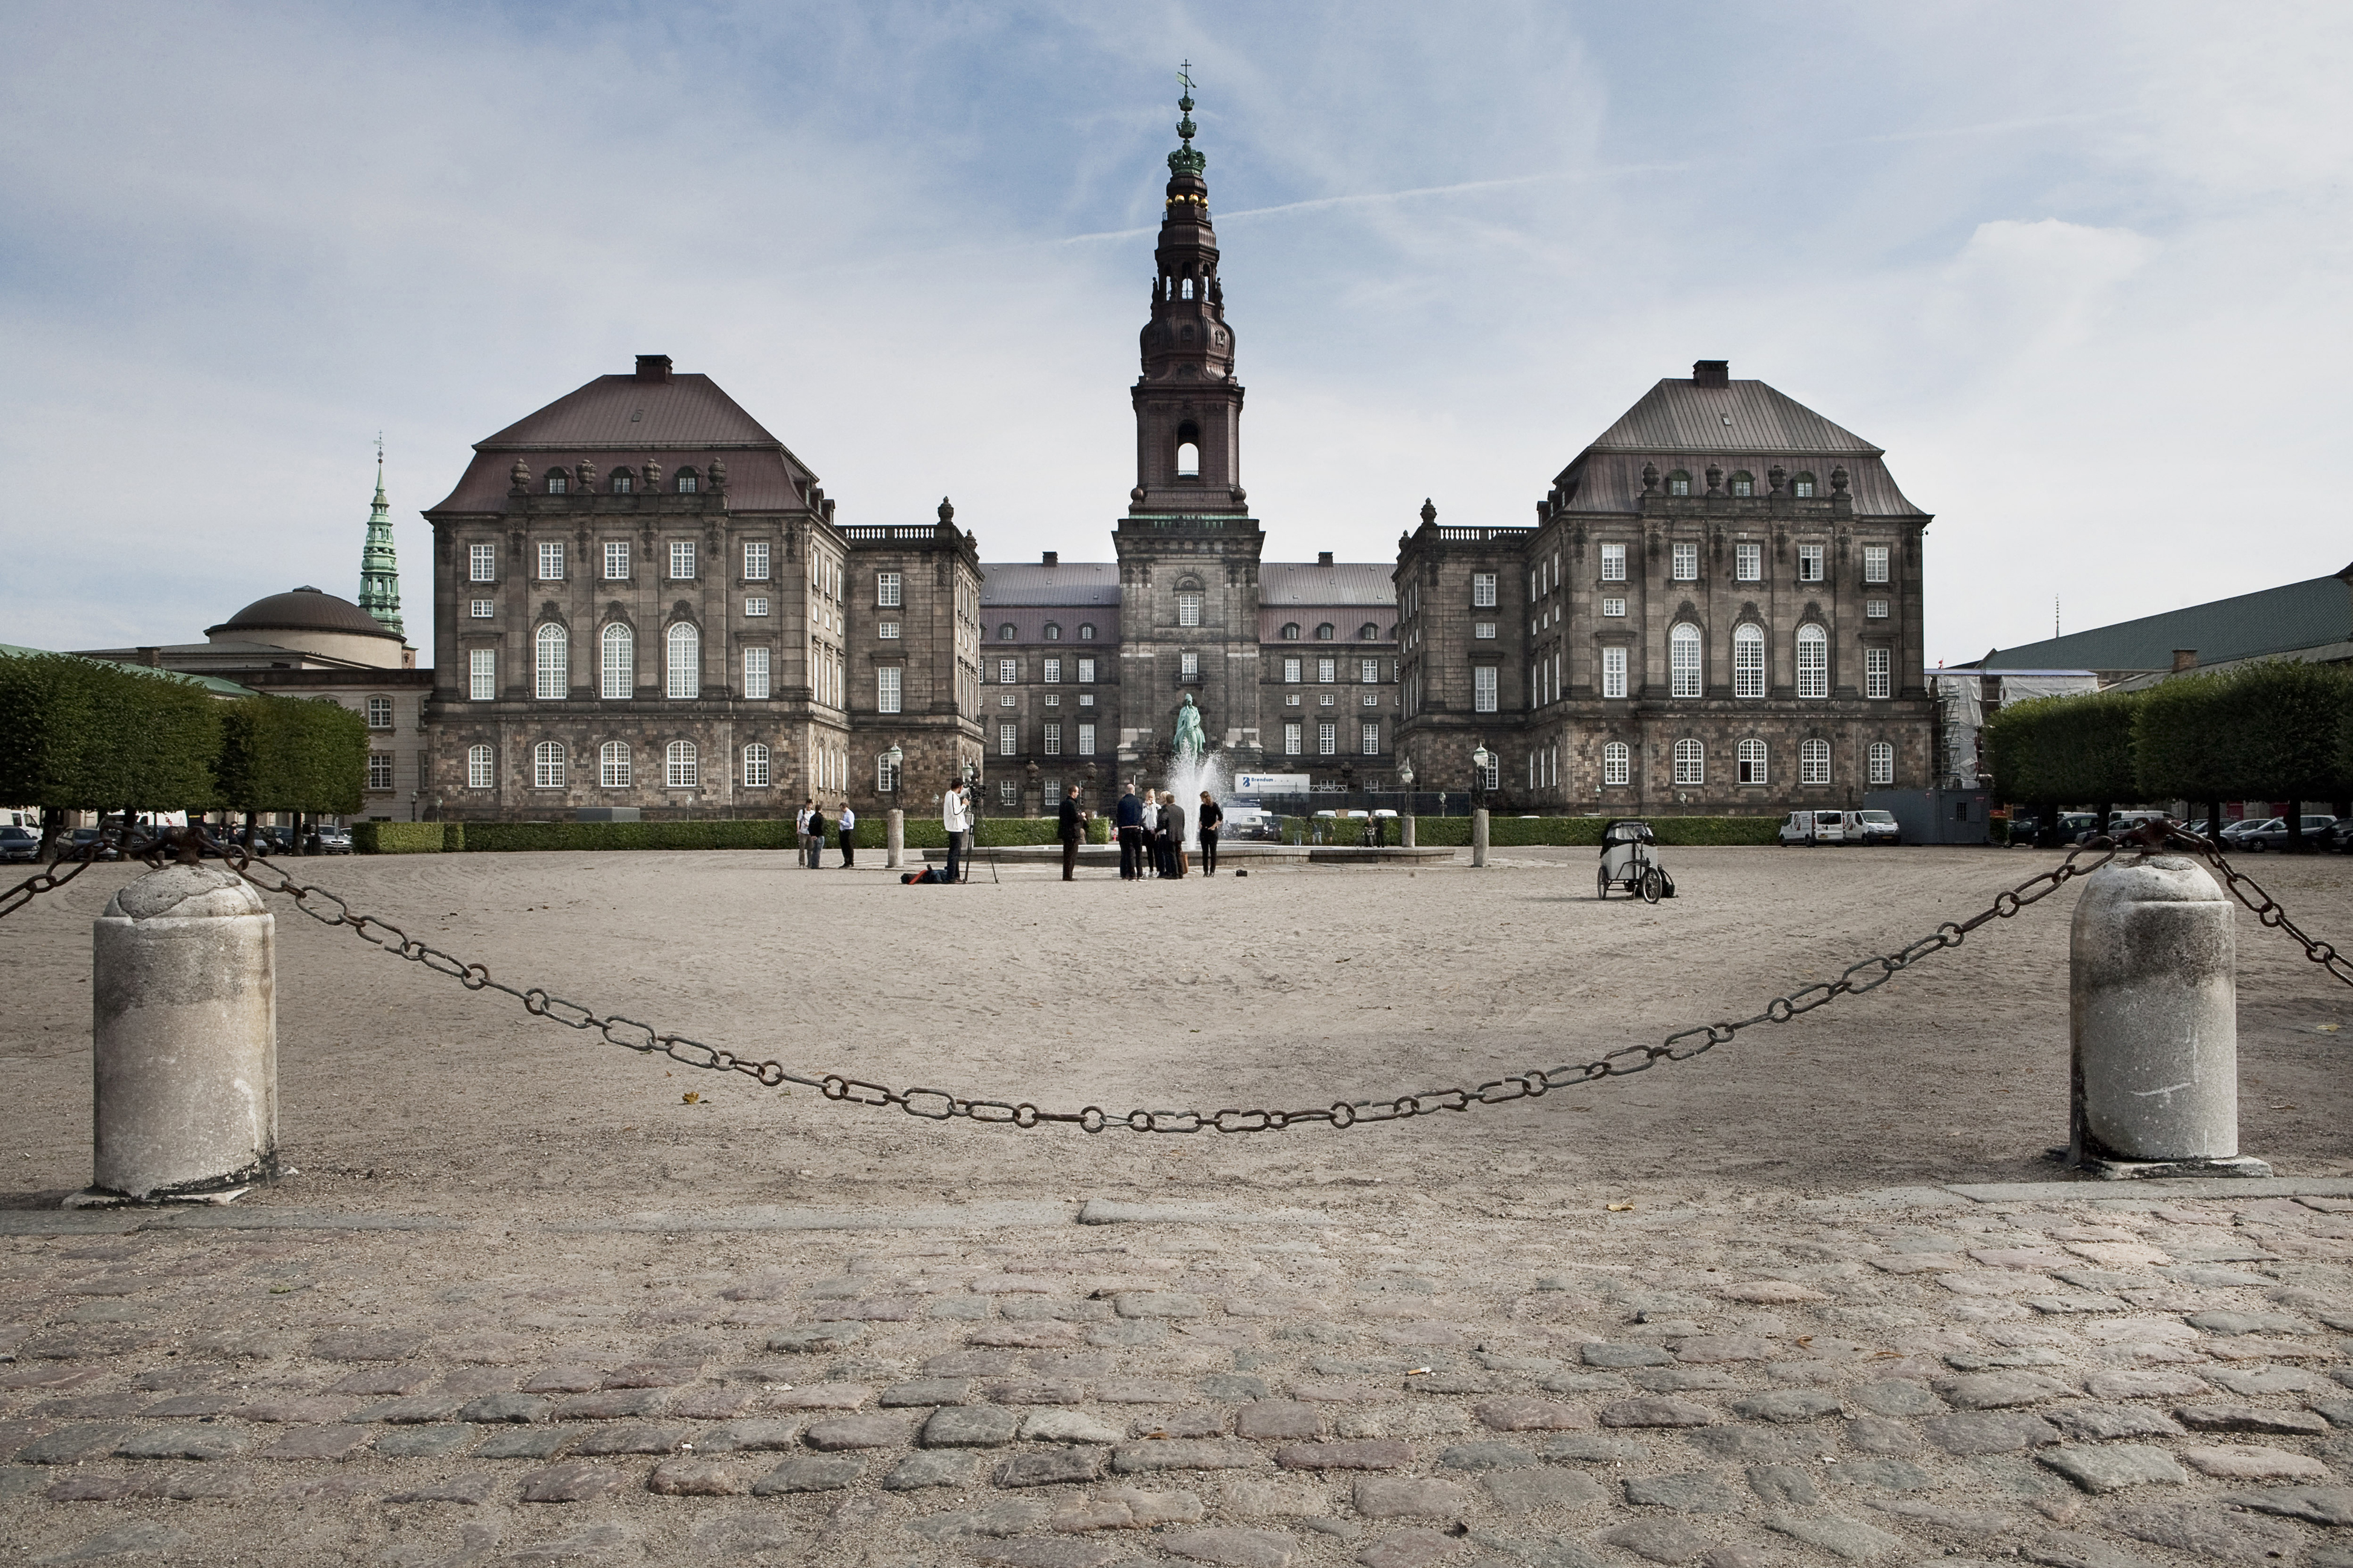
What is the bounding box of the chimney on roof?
[634,354,672,383]
[2173,649,2198,672]
[1042,550,1058,567]
[136,647,161,668]
[1692,360,1728,387]
[1318,551,1333,567]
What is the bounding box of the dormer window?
[544,470,569,495]
[1315,623,1335,640]
[1078,623,1097,641]
[1730,471,1755,497]
[1281,623,1301,641]
[1358,623,1379,640]
[1792,472,1817,498]
[609,468,635,495]
[675,467,699,494]
[999,623,1018,641]
[1667,470,1692,497]
[1043,622,1061,641]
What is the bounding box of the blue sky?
[5,1,2348,666]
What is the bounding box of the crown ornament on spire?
[1168,62,1205,176]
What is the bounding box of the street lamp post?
[1396,757,1416,850]
[1470,743,1494,868]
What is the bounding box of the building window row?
[474,738,774,792]
[1593,736,1888,791]
[999,622,1099,642]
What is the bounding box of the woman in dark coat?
[1196,792,1222,876]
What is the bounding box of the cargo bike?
[1595,818,1676,904]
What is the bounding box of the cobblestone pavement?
[9,1182,2353,1566]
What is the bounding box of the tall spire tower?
[358,436,404,637]
[1129,65,1245,515]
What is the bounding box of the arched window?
[1315,623,1335,641]
[666,740,698,788]
[998,623,1018,641]
[599,741,630,788]
[1795,623,1828,699]
[609,467,635,495]
[1603,741,1631,787]
[1732,623,1766,699]
[544,469,569,495]
[742,743,770,788]
[534,623,568,700]
[666,622,700,699]
[1078,623,1097,641]
[1181,276,1195,299]
[1729,470,1755,497]
[599,623,633,700]
[674,467,698,494]
[1667,469,1693,497]
[1801,738,1830,785]
[1673,738,1704,785]
[1281,623,1301,641]
[1670,623,1702,698]
[1737,739,1767,785]
[467,744,494,789]
[1176,419,1200,479]
[1791,471,1817,498]
[1359,623,1380,640]
[1868,741,1895,785]
[532,741,566,789]
[1043,622,1061,641]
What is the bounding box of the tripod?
[961,763,1000,885]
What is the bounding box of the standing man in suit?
[1058,785,1088,881]
[1114,782,1145,881]
[837,803,857,867]
[943,780,971,884]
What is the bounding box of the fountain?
[1162,693,1227,812]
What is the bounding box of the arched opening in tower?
[1176,420,1201,479]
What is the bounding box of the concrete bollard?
[1402,815,1416,850]
[84,865,278,1203]
[1471,809,1489,868]
[2069,855,2269,1177]
[886,809,904,870]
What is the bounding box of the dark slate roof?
[1554,377,1927,518]
[981,563,1122,607]
[1260,564,1397,607]
[429,371,820,514]
[208,587,402,642]
[1973,571,2353,674]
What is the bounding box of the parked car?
[2236,815,2337,852]
[307,826,353,855]
[63,828,120,861]
[2219,817,2273,847]
[1221,806,1277,841]
[2072,810,2168,845]
[1778,810,1847,846]
[0,826,39,864]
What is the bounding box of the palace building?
[416,87,1930,823]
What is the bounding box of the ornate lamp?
[1471,743,1493,810]
[884,742,903,793]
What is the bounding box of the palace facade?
[418,89,1930,822]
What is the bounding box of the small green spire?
[1168,62,1205,177]
[359,435,404,638]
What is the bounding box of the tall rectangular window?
[1043,722,1061,755]
[470,543,496,582]
[999,722,1017,756]
[1600,543,1626,582]
[744,541,770,581]
[1473,666,1498,713]
[1472,573,1498,608]
[1863,544,1890,584]
[1283,657,1301,683]
[742,647,770,700]
[1671,626,1702,698]
[1865,646,1892,700]
[877,572,902,607]
[1798,544,1824,582]
[1318,721,1336,756]
[1602,646,1628,699]
[1078,722,1096,756]
[1735,542,1761,582]
[604,542,629,579]
[365,696,393,729]
[877,666,901,713]
[1042,657,1061,684]
[1317,658,1335,683]
[1671,543,1698,581]
[998,658,1017,684]
[468,648,495,701]
[1603,741,1630,786]
[669,541,696,580]
[1284,721,1301,756]
[1796,626,1829,699]
[1869,741,1895,785]
[1181,650,1199,678]
[1361,658,1379,683]
[538,541,565,580]
[368,752,394,790]
[467,744,494,788]
[1361,721,1379,756]
[1077,658,1096,684]
[1177,593,1201,626]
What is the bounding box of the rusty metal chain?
[0,833,120,920]
[158,826,2159,1135]
[2154,823,2353,990]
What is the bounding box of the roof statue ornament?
[359,436,405,638]
[1170,63,1205,177]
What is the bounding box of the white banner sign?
[1232,773,1311,794]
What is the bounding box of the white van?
[1779,810,1847,846]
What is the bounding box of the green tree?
[0,654,220,856]
[216,696,366,851]
[1985,688,2141,840]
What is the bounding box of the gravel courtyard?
[2,845,2352,1566]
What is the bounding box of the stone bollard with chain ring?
[2070,853,2270,1177]
[886,809,904,870]
[1470,809,1489,867]
[80,864,279,1205]
[1401,814,1416,850]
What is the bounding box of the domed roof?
[208,586,400,640]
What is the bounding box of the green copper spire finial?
[358,433,404,639]
[1168,62,1205,177]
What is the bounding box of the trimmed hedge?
[1279,815,1780,847]
[353,822,448,854]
